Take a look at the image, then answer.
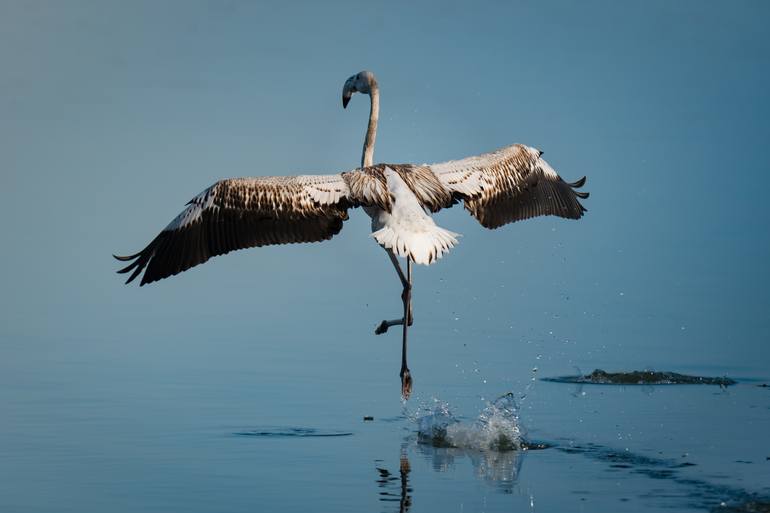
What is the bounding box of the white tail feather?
[372,224,459,265]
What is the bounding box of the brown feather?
[115,176,350,286]
[429,144,589,229]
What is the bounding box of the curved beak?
[342,78,355,109]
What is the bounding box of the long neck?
[361,85,379,168]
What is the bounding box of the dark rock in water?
[713,500,770,513]
[543,369,737,386]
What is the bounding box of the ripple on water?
[234,427,353,438]
[556,443,770,511]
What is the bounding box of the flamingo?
[114,70,589,399]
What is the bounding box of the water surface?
[2,334,768,513]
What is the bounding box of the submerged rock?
[543,369,737,386]
[714,500,770,513]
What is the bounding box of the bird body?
[115,70,588,399]
[369,167,459,265]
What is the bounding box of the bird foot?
[375,320,391,335]
[375,317,414,335]
[400,368,413,400]
[375,317,412,335]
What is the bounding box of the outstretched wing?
[429,144,589,228]
[115,174,351,286]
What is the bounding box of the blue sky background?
[2,0,769,388]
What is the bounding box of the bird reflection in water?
[375,445,412,512]
[416,442,524,494]
[375,441,529,511]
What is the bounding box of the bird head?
[342,70,378,108]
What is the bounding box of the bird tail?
[372,224,459,265]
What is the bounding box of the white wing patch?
[164,186,218,231]
[163,174,349,233]
[429,144,541,198]
[536,158,560,179]
[298,175,350,205]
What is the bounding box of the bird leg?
[374,250,414,335]
[400,257,413,400]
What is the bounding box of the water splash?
[414,393,523,451]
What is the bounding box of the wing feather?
[115,145,589,286]
[115,174,351,286]
[341,168,391,210]
[429,144,589,228]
